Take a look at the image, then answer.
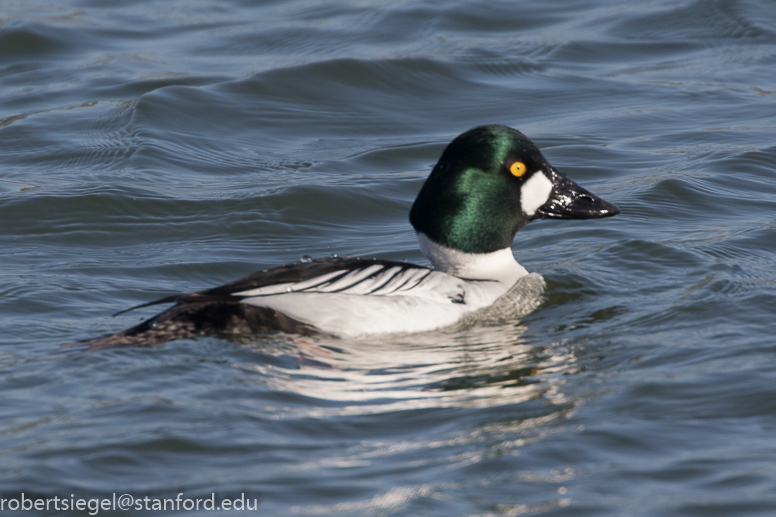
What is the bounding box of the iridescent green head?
[409,125,619,254]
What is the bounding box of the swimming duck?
[79,125,618,348]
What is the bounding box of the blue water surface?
[1,0,776,515]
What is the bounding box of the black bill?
[533,168,620,220]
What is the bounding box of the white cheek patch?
[520,172,554,216]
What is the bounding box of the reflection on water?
[233,320,582,515]
[237,314,577,417]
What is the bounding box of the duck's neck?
[417,232,528,286]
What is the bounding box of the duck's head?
[410,125,619,255]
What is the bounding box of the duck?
[78,125,618,348]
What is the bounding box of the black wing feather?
[115,256,428,315]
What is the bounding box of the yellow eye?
[509,161,527,177]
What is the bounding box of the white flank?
[238,258,524,337]
[520,172,553,217]
[237,234,536,338]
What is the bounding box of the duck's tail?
[68,301,317,350]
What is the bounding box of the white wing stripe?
[373,270,419,295]
[288,270,350,292]
[316,264,390,294]
[233,264,438,298]
[233,270,349,297]
[392,269,433,292]
[365,266,407,294]
[306,264,383,293]
[233,282,295,297]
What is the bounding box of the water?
[2,0,776,514]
